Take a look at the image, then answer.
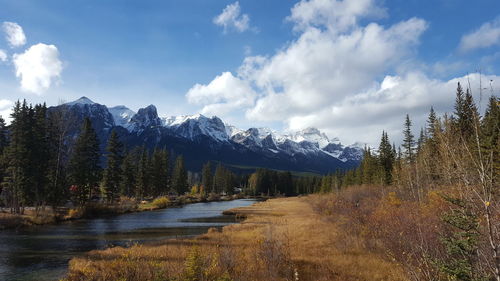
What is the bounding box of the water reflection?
[0,199,255,281]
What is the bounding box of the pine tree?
[378,131,394,185]
[136,147,150,199]
[32,103,51,211]
[214,163,226,194]
[172,155,188,195]
[3,101,32,213]
[201,161,213,193]
[0,115,7,196]
[426,106,438,140]
[417,127,426,155]
[120,148,139,197]
[454,83,479,139]
[0,115,7,154]
[150,148,169,196]
[102,130,123,202]
[68,118,101,205]
[403,114,415,162]
[481,95,499,184]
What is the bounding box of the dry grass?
[64,196,409,281]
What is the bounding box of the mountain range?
[51,97,364,174]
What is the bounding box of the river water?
[0,199,256,281]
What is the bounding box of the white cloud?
[189,0,498,146]
[287,0,386,33]
[13,43,63,95]
[459,17,500,53]
[2,22,27,48]
[0,99,14,123]
[0,49,7,62]
[213,1,251,33]
[186,72,257,116]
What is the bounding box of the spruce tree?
[426,106,438,140]
[378,131,394,185]
[102,130,123,202]
[454,83,479,139]
[0,115,7,154]
[172,155,188,195]
[120,148,139,197]
[481,95,499,183]
[214,163,225,194]
[201,161,213,193]
[68,118,101,205]
[136,147,150,199]
[403,114,415,162]
[150,148,169,196]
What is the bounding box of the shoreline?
[0,194,270,230]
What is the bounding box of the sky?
[0,0,499,146]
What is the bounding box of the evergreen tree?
[403,114,415,162]
[150,148,169,196]
[0,116,7,196]
[68,118,101,205]
[3,101,34,213]
[172,155,188,195]
[214,163,225,194]
[378,131,394,185]
[426,106,438,140]
[120,148,139,197]
[102,130,123,202]
[32,104,51,210]
[136,147,150,199]
[201,161,213,193]
[454,83,479,139]
[0,115,7,154]
[417,127,426,154]
[480,95,499,183]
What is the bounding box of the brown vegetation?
[64,196,408,281]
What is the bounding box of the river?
[0,199,256,281]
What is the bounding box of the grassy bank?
[64,194,408,281]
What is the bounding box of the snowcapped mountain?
[53,97,363,173]
[108,105,135,128]
[163,114,229,142]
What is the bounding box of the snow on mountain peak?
[109,105,136,128]
[65,96,96,106]
[286,127,331,149]
[163,114,229,142]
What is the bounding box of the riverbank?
[64,195,408,281]
[0,194,260,230]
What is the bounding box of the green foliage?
[202,161,213,193]
[439,198,486,281]
[68,118,101,205]
[403,114,415,162]
[172,156,188,195]
[102,130,123,202]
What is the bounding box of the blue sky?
[0,0,499,145]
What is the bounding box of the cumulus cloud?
[213,1,251,33]
[2,22,26,47]
[287,0,386,33]
[187,72,257,116]
[189,0,497,146]
[13,43,63,94]
[459,17,500,53]
[0,49,7,62]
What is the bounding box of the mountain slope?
[50,97,363,173]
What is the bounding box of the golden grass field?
[64,196,408,281]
